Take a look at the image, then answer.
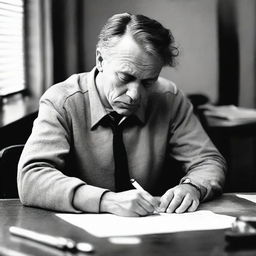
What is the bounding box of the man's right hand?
[100,190,159,217]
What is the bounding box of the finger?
[166,193,184,213]
[187,199,200,212]
[138,196,155,213]
[159,190,174,212]
[120,209,140,217]
[136,192,158,214]
[140,192,160,212]
[134,200,150,216]
[175,194,193,213]
[137,200,155,215]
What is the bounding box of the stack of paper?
[199,104,256,121]
[56,210,235,237]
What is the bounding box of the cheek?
[105,80,126,102]
[102,74,116,99]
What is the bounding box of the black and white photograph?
[0,0,256,255]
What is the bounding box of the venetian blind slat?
[0,0,25,96]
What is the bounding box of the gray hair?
[97,13,179,67]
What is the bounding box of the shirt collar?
[88,67,146,130]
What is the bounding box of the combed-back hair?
[97,13,179,67]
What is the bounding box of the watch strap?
[180,178,202,201]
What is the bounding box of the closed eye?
[117,73,135,83]
[142,78,157,88]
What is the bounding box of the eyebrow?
[118,72,158,82]
[142,76,158,82]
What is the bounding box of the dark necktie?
[101,112,133,192]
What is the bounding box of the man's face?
[96,33,163,116]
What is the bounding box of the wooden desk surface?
[1,193,256,256]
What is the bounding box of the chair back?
[0,144,24,198]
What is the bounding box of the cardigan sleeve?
[17,87,108,212]
[168,90,227,201]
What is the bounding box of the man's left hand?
[158,184,200,214]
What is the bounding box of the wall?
[81,0,219,103]
[237,0,256,108]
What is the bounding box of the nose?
[126,83,141,103]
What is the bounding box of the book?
[199,104,256,121]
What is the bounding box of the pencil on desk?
[9,226,94,253]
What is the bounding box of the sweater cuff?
[72,184,110,213]
[98,190,111,213]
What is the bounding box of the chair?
[0,144,24,198]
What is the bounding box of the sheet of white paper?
[56,210,235,237]
[236,194,256,204]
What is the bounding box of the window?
[0,0,25,96]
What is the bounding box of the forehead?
[105,34,163,78]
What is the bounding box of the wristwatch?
[181,178,202,201]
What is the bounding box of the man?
[18,13,226,216]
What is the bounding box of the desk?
[1,193,256,256]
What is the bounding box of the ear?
[96,48,104,72]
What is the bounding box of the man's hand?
[100,190,159,217]
[158,184,200,214]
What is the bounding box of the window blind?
[0,0,25,96]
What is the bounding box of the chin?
[115,108,133,116]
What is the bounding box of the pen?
[130,178,160,213]
[130,178,147,192]
[9,226,94,253]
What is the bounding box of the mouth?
[116,102,139,109]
